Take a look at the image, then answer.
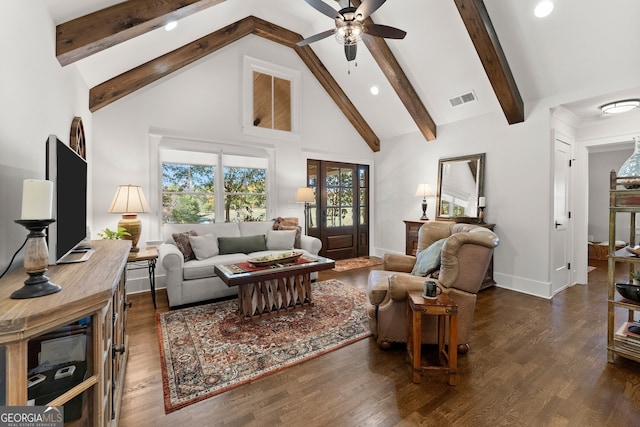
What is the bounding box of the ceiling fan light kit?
[298,0,406,62]
[600,99,640,115]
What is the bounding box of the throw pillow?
[411,238,447,277]
[273,217,302,248]
[218,235,268,255]
[266,229,296,250]
[273,217,299,229]
[172,230,198,262]
[188,233,219,260]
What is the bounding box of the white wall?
[571,112,640,285]
[90,35,375,292]
[0,1,90,274]
[589,148,633,243]
[375,104,554,297]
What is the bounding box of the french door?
[306,160,369,260]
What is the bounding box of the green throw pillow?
[411,238,447,276]
[217,235,268,254]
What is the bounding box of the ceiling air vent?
[449,90,477,107]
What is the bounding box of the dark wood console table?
[404,219,495,289]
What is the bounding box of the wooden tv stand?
[0,240,131,426]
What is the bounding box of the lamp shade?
[108,185,150,214]
[415,184,434,198]
[296,187,315,203]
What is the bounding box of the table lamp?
[415,184,434,220]
[108,184,150,253]
[296,187,315,234]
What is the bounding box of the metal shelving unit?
[608,171,640,363]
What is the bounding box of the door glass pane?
[359,188,367,206]
[340,169,353,187]
[307,163,318,230]
[341,208,354,226]
[307,164,318,187]
[325,167,354,228]
[359,168,367,187]
[360,207,367,224]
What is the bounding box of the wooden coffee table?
[214,255,335,321]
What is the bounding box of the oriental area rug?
[333,256,382,272]
[156,280,371,413]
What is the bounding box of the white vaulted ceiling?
[43,0,640,144]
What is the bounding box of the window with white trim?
[243,56,301,141]
[160,149,269,224]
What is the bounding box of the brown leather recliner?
[366,221,499,353]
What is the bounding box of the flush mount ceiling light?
[600,99,640,115]
[164,20,178,31]
[370,86,379,95]
[534,1,554,18]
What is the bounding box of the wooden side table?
[127,246,158,309]
[406,291,458,385]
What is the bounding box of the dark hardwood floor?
[119,258,640,426]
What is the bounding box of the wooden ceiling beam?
[352,0,437,141]
[252,19,380,151]
[89,17,254,112]
[294,46,380,152]
[89,16,381,151]
[454,0,524,124]
[56,0,227,66]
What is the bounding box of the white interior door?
[552,135,573,295]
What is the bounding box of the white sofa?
[158,220,322,307]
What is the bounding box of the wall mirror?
[435,153,485,221]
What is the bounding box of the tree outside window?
[325,166,353,228]
[162,163,215,223]
[224,167,267,222]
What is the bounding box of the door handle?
[555,221,562,228]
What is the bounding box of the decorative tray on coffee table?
[248,251,304,267]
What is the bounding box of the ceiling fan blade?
[344,43,357,62]
[297,28,336,46]
[355,0,387,20]
[365,23,407,39]
[303,0,341,19]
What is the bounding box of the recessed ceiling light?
[165,21,178,31]
[534,1,554,18]
[600,99,640,115]
[370,86,379,95]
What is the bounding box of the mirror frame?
[435,153,485,222]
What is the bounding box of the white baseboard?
[493,272,552,299]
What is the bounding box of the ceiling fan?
[297,0,406,62]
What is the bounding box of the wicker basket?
[589,241,625,260]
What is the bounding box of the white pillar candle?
[478,196,486,207]
[21,179,54,220]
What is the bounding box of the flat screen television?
[46,135,92,264]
